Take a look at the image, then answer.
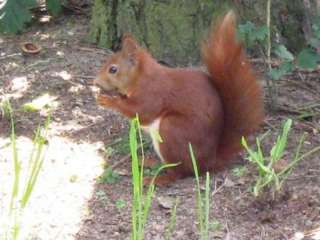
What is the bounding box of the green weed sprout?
[129,116,176,240]
[4,101,50,240]
[189,144,211,240]
[242,119,320,198]
[164,198,179,240]
[0,99,12,119]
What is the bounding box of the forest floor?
[0,13,320,240]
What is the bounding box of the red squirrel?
[94,11,264,185]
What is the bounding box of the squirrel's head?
[94,34,141,98]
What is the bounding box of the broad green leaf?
[24,0,37,6]
[238,21,255,47]
[274,45,294,61]
[313,26,320,39]
[238,22,267,47]
[46,0,62,16]
[297,48,320,70]
[269,62,294,80]
[0,0,37,33]
[238,21,255,36]
[270,119,292,162]
[309,37,320,49]
[312,17,320,39]
[115,199,126,209]
[99,168,120,184]
[251,25,268,42]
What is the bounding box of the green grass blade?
[296,145,320,163]
[142,162,178,227]
[204,172,210,240]
[21,115,50,208]
[20,157,45,208]
[278,132,307,180]
[242,137,269,174]
[130,118,140,240]
[280,133,320,182]
[8,102,20,215]
[130,115,179,239]
[136,115,145,198]
[271,119,292,161]
[165,198,179,240]
[256,138,267,175]
[189,143,204,237]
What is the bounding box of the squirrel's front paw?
[96,94,115,107]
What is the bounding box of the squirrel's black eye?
[109,65,118,74]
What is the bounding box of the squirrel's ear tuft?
[121,33,140,57]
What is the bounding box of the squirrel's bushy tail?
[202,11,264,162]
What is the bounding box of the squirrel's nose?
[93,76,105,88]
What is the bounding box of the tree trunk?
[89,0,309,65]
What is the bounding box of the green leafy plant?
[0,99,12,119]
[239,10,320,108]
[242,119,320,198]
[232,166,248,177]
[164,198,179,240]
[0,0,37,33]
[143,162,163,177]
[238,21,268,48]
[209,219,223,232]
[269,16,320,81]
[3,101,50,240]
[45,0,62,16]
[111,136,131,156]
[269,44,320,81]
[296,48,320,70]
[189,144,211,240]
[102,146,115,158]
[99,168,120,184]
[115,199,126,209]
[0,0,62,34]
[95,190,108,202]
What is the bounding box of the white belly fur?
[142,118,165,163]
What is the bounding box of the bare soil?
[0,13,319,240]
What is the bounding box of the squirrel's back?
[202,11,264,163]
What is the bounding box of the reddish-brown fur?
[95,12,264,185]
[202,12,264,165]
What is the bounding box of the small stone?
[293,232,304,240]
[152,222,164,232]
[115,169,130,176]
[224,178,236,187]
[157,196,175,209]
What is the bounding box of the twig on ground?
[276,104,303,115]
[0,53,22,60]
[284,80,320,99]
[74,75,95,80]
[288,226,320,240]
[263,119,277,131]
[24,59,51,71]
[211,177,226,196]
[73,46,113,55]
[109,153,132,170]
[297,102,320,111]
[108,140,152,170]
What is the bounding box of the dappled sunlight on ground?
[0,134,105,239]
